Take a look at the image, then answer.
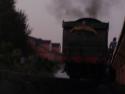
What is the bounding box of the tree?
[0,0,31,56]
[0,0,32,68]
[0,0,58,77]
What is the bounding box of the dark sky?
[16,0,125,45]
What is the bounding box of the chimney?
[51,43,61,53]
[42,40,51,51]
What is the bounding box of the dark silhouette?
[106,37,117,83]
[63,18,109,80]
[0,0,59,77]
[0,0,34,70]
[107,37,117,63]
[109,37,117,55]
[0,0,31,56]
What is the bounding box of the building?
[112,21,125,85]
[42,40,51,51]
[28,36,62,62]
[51,43,61,53]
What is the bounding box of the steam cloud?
[49,0,117,21]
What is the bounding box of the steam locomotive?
[63,18,109,80]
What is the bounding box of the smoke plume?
[48,0,117,21]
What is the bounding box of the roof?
[52,43,61,47]
[63,18,109,29]
[42,40,51,44]
[112,20,125,66]
[76,18,103,23]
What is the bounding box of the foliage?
[0,0,59,77]
[0,0,31,54]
